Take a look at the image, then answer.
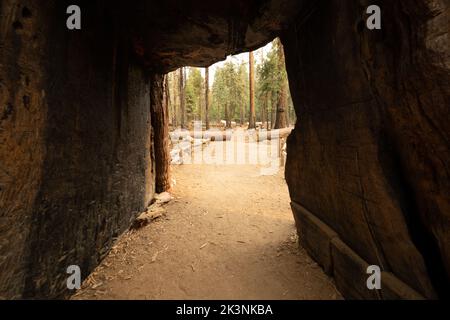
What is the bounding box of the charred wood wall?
[283,0,449,299]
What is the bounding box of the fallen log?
[249,127,293,142]
[170,129,232,141]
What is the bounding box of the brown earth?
[73,160,341,300]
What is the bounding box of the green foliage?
[254,39,296,127]
[211,61,248,123]
[256,40,287,109]
[167,39,295,128]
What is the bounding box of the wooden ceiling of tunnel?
[110,0,303,73]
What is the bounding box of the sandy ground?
[73,140,341,300]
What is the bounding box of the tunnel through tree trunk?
[1,0,448,300]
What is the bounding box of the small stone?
[155,192,174,204]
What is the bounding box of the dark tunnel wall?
[0,0,449,299]
[0,0,50,299]
[0,0,302,299]
[283,0,449,299]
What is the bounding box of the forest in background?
[165,38,295,130]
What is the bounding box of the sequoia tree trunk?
[179,67,186,129]
[274,40,288,129]
[151,74,171,193]
[248,51,256,129]
[205,67,210,130]
[225,103,231,129]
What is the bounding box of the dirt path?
[74,159,341,300]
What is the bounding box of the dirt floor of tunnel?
[73,163,342,300]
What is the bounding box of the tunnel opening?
[167,39,295,171]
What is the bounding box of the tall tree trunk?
[260,99,265,128]
[225,103,228,128]
[248,51,256,129]
[171,72,178,127]
[274,40,288,129]
[240,100,244,126]
[286,91,292,126]
[262,92,268,129]
[179,68,186,129]
[270,92,275,130]
[286,91,290,126]
[274,83,288,129]
[151,74,171,193]
[240,71,245,126]
[198,74,202,123]
[164,74,171,128]
[205,67,210,130]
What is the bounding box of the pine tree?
[185,68,203,124]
